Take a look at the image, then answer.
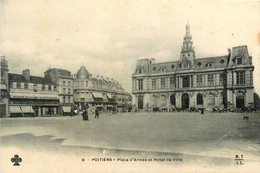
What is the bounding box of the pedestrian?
[82,110,85,120]
[95,108,99,118]
[201,108,204,114]
[85,109,89,121]
[82,109,88,121]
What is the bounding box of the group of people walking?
[81,108,100,121]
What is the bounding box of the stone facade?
[44,68,74,114]
[0,56,9,117]
[132,24,255,111]
[8,69,59,117]
[74,66,131,113]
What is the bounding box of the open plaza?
[1,111,260,172]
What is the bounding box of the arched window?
[197,94,203,105]
[170,95,176,105]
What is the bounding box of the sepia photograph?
[1,0,260,172]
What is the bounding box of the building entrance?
[181,93,189,109]
[138,95,143,109]
[236,92,245,108]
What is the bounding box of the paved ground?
[1,112,260,173]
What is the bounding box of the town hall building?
[132,23,255,111]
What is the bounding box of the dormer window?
[237,57,242,65]
[220,59,225,64]
[153,67,156,71]
[159,67,166,72]
[137,68,143,74]
[171,65,175,69]
[197,62,202,66]
[205,63,212,67]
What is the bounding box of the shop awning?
[92,92,104,98]
[106,93,113,99]
[9,106,22,113]
[9,105,33,113]
[62,106,71,112]
[20,106,34,113]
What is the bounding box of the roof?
[76,66,90,79]
[9,73,57,85]
[46,68,71,73]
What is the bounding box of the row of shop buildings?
[132,23,255,111]
[0,58,131,117]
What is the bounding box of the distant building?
[0,56,9,117]
[8,69,59,117]
[132,23,255,111]
[74,66,129,113]
[44,68,74,114]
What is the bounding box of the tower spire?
[182,22,193,51]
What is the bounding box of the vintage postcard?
[1,0,260,172]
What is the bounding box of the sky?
[1,0,260,93]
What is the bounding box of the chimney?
[22,69,30,81]
[151,58,155,64]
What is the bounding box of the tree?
[254,93,260,110]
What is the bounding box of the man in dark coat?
[95,108,99,118]
[82,109,89,121]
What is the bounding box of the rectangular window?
[208,74,214,87]
[17,82,21,89]
[10,82,13,88]
[138,79,143,90]
[197,75,203,87]
[42,85,46,90]
[86,81,88,87]
[68,81,71,86]
[161,78,166,89]
[48,85,51,91]
[68,88,71,94]
[219,73,223,86]
[63,97,66,103]
[63,88,66,94]
[33,84,38,92]
[236,71,245,85]
[76,81,79,87]
[170,77,175,89]
[237,58,242,65]
[250,71,253,85]
[24,83,28,89]
[68,97,71,103]
[81,81,84,87]
[63,81,66,86]
[54,86,57,91]
[152,79,156,90]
